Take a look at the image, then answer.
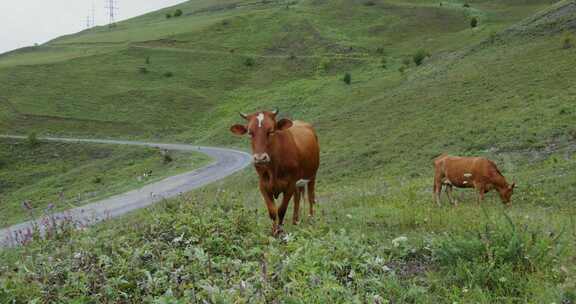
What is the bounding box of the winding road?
[0,136,252,247]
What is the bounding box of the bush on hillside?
[165,13,172,19]
[145,56,151,64]
[470,17,478,28]
[562,32,574,49]
[412,49,430,66]
[343,72,352,85]
[163,71,174,78]
[161,149,173,164]
[174,9,183,17]
[380,57,387,69]
[243,57,255,67]
[463,3,470,8]
[27,132,39,148]
[317,57,330,75]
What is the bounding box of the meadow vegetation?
[0,0,575,301]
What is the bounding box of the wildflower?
[392,236,408,247]
[282,233,294,243]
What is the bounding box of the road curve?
[0,136,252,247]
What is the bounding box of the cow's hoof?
[292,220,300,225]
[272,225,284,237]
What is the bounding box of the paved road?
[0,136,252,247]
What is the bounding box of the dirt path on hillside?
[0,136,252,247]
[130,45,378,62]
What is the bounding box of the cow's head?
[499,182,515,204]
[230,109,293,165]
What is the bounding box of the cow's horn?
[239,112,248,120]
[271,108,279,115]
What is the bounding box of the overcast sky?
[0,0,187,54]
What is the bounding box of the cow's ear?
[276,118,293,130]
[230,124,247,135]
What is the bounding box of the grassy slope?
[1,0,576,302]
[0,138,210,226]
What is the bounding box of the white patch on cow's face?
[463,181,468,185]
[257,112,264,128]
[463,173,472,178]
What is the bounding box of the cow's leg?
[433,174,443,206]
[476,184,486,205]
[277,188,295,234]
[259,185,278,234]
[292,187,303,225]
[307,178,317,217]
[445,184,457,206]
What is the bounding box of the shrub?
[166,13,172,19]
[243,57,255,67]
[470,17,478,28]
[317,57,330,75]
[163,71,174,78]
[174,9,183,17]
[161,149,173,164]
[92,177,102,184]
[343,72,352,85]
[562,32,574,49]
[364,0,376,6]
[380,57,387,69]
[412,49,430,66]
[463,3,470,8]
[27,132,39,147]
[145,56,150,64]
[434,213,565,297]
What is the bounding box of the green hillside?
[0,138,210,226]
[1,0,576,302]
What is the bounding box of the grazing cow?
[433,154,515,206]
[230,109,320,235]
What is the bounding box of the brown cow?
[433,154,515,206]
[230,109,320,235]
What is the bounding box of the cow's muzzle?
[253,153,271,164]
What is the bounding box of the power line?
[85,2,96,29]
[92,1,96,27]
[105,0,119,28]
